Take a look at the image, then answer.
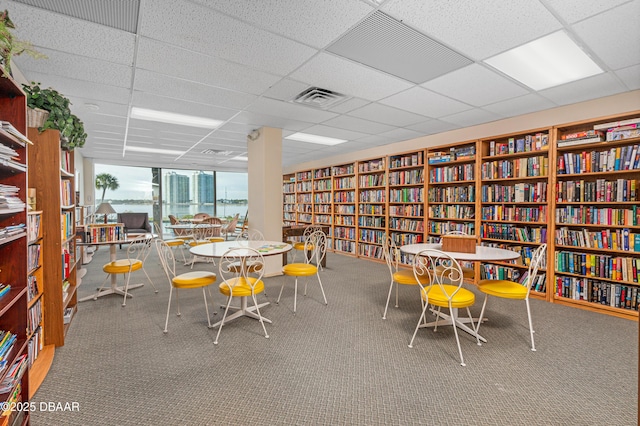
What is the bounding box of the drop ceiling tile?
[483,94,556,118]
[422,64,529,107]
[572,1,640,70]
[138,0,317,75]
[66,98,129,118]
[218,122,254,135]
[539,73,627,105]
[24,72,131,104]
[347,103,428,127]
[134,69,257,111]
[405,119,459,135]
[198,0,373,49]
[262,79,310,102]
[383,0,561,60]
[136,38,281,95]
[321,114,394,134]
[543,0,630,24]
[615,64,640,90]
[289,52,413,101]
[380,87,472,118]
[378,128,423,141]
[355,134,392,145]
[328,98,370,114]
[132,91,240,122]
[8,2,135,64]
[440,108,502,127]
[245,98,338,123]
[231,111,313,132]
[299,124,368,141]
[206,130,247,142]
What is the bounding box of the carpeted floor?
[30,243,638,425]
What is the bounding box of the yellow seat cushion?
[293,242,313,251]
[219,277,264,297]
[282,263,317,277]
[208,237,225,243]
[103,259,143,274]
[165,239,184,247]
[420,285,475,309]
[478,279,528,300]
[435,265,475,280]
[173,271,217,289]
[188,239,209,247]
[393,269,430,285]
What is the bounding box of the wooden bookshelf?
[356,157,387,261]
[282,173,296,226]
[27,128,79,347]
[295,170,312,225]
[331,163,356,255]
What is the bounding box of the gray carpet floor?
[30,243,638,425]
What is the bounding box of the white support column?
[83,157,95,208]
[247,127,283,276]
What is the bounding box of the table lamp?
[95,202,116,224]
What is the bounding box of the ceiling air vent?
[292,87,348,109]
[201,149,233,156]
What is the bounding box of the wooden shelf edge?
[28,344,55,399]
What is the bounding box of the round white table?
[190,240,292,327]
[399,242,519,342]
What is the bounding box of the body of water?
[110,203,248,222]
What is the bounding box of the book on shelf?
[0,285,10,299]
[0,121,32,145]
[593,117,640,131]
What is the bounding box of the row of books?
[555,227,640,252]
[335,205,355,214]
[594,116,640,142]
[429,164,474,182]
[27,213,41,241]
[333,227,356,239]
[388,204,423,217]
[555,205,639,227]
[334,192,355,203]
[481,182,547,203]
[297,194,312,203]
[314,205,331,214]
[480,223,547,243]
[313,215,331,225]
[428,185,475,203]
[481,242,546,268]
[555,251,640,283]
[0,183,25,213]
[429,205,475,219]
[296,182,312,192]
[489,133,549,155]
[556,277,640,311]
[558,129,605,146]
[389,187,423,203]
[358,159,385,172]
[0,331,17,377]
[388,169,424,186]
[0,285,10,300]
[313,168,330,179]
[481,156,548,180]
[0,224,25,242]
[358,229,385,244]
[428,222,475,235]
[282,182,295,193]
[84,223,126,243]
[334,240,355,253]
[358,216,385,228]
[557,144,640,174]
[389,152,424,168]
[296,171,312,180]
[0,354,28,394]
[61,211,74,241]
[390,231,423,246]
[313,181,331,191]
[388,218,424,232]
[358,174,385,187]
[26,299,41,336]
[358,243,384,259]
[555,178,637,203]
[333,177,355,189]
[359,204,384,215]
[28,328,43,368]
[26,276,39,302]
[334,216,355,226]
[314,193,331,203]
[480,266,547,292]
[358,190,385,203]
[333,164,355,175]
[480,205,547,223]
[27,245,40,272]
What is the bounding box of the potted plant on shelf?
[22,81,87,150]
[0,10,46,77]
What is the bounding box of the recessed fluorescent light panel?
[126,146,184,155]
[285,132,347,146]
[484,31,603,90]
[130,107,224,129]
[233,156,248,161]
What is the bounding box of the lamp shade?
[95,202,116,215]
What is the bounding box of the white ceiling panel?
[299,124,368,141]
[200,0,374,49]
[355,134,393,145]
[132,91,240,122]
[230,111,314,133]
[347,103,428,127]
[539,72,627,105]
[133,69,257,111]
[405,119,460,135]
[262,79,310,102]
[289,52,413,101]
[6,1,135,64]
[422,64,529,107]
[321,115,394,135]
[482,93,557,118]
[24,71,131,104]
[440,108,503,127]
[572,1,640,70]
[245,98,338,123]
[543,0,631,24]
[378,127,423,142]
[615,64,640,91]
[136,38,281,95]
[138,0,317,75]
[327,98,370,114]
[380,87,472,118]
[66,97,128,118]
[382,0,562,60]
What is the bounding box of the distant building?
[164,171,190,203]
[192,171,214,204]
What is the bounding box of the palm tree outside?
[95,173,119,203]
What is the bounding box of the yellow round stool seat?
[478,279,528,300]
[420,285,475,309]
[293,241,314,251]
[165,239,184,247]
[219,277,264,297]
[283,263,317,277]
[208,237,225,243]
[393,269,430,285]
[103,259,142,274]
[435,265,474,280]
[173,271,217,289]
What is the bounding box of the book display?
[282,110,640,319]
[282,173,295,226]
[356,157,386,260]
[553,113,640,318]
[27,128,80,346]
[332,163,356,255]
[0,68,32,421]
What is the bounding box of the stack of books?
[558,130,605,147]
[0,184,25,213]
[0,331,17,376]
[594,117,640,141]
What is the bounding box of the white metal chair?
[475,244,547,351]
[381,233,429,319]
[220,213,240,240]
[154,222,187,264]
[156,239,217,333]
[235,228,265,241]
[214,247,269,344]
[278,230,327,314]
[408,248,479,366]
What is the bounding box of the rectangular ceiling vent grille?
[14,0,140,33]
[202,149,233,156]
[292,87,349,109]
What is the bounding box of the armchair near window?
[117,213,152,234]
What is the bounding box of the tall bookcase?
[295,170,312,225]
[0,70,31,423]
[332,163,356,255]
[282,173,296,226]
[27,128,79,347]
[356,157,386,260]
[553,112,640,319]
[479,129,551,299]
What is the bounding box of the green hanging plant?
[0,10,46,78]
